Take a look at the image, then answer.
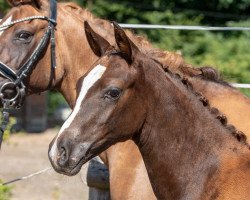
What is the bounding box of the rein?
[0,0,57,148]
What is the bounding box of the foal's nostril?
[57,145,69,167]
[60,147,67,160]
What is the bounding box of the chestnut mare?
[1,0,250,199]
[49,22,250,200]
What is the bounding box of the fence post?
[82,157,110,200]
[21,92,48,132]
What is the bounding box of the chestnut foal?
[49,22,250,200]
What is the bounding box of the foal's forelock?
[49,64,106,160]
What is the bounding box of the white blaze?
[49,64,106,160]
[0,16,12,36]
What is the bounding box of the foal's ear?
[113,21,139,64]
[84,21,112,57]
[8,0,48,9]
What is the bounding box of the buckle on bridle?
[0,82,20,107]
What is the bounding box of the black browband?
[0,0,57,108]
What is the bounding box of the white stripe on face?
[49,64,106,160]
[0,16,12,36]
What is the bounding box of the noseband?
[0,0,57,147]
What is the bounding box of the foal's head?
[48,22,158,175]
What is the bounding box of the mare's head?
[0,0,62,107]
[48,22,160,175]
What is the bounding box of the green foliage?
[0,110,16,142]
[47,91,67,116]
[0,0,9,13]
[182,31,250,83]
[2,116,15,141]
[78,0,250,25]
[0,180,12,200]
[240,88,250,97]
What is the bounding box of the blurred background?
[0,0,249,199]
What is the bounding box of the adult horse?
[0,0,250,199]
[48,22,250,200]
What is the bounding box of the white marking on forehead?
[0,16,12,36]
[59,64,106,134]
[49,64,106,160]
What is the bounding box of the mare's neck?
[54,4,98,108]
[135,65,246,199]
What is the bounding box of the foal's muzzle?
[48,134,92,176]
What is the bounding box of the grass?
[0,180,12,200]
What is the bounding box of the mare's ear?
[113,21,139,64]
[8,0,48,9]
[84,21,112,57]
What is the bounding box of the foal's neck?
[135,64,247,199]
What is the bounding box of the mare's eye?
[104,87,122,100]
[16,31,33,41]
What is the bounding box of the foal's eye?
[104,87,122,100]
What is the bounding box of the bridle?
[0,0,57,147]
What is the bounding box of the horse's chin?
[64,141,111,176]
[67,158,89,176]
[51,156,89,176]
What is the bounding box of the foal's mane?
[161,65,249,148]
[61,2,231,88]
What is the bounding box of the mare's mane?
[61,2,232,87]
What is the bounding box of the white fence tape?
[231,83,250,89]
[119,23,250,31]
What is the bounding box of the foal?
[49,22,250,199]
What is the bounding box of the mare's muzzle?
[0,61,26,108]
